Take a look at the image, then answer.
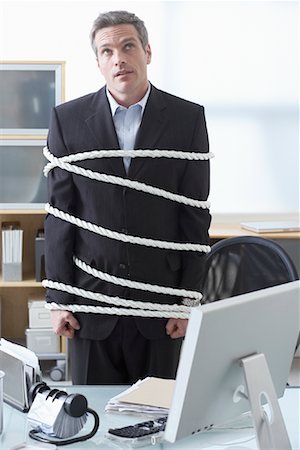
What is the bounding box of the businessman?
[45,10,211,384]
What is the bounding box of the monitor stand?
[240,353,291,450]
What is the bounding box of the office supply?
[1,222,23,281]
[105,377,174,416]
[35,230,45,282]
[107,416,167,446]
[240,220,300,233]
[0,339,41,412]
[28,299,51,329]
[164,281,300,450]
[25,328,60,354]
[27,382,100,446]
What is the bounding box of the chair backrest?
[201,236,299,303]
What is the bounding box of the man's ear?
[146,44,152,64]
[96,57,103,74]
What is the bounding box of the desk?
[1,387,299,449]
[209,221,300,275]
[209,222,300,239]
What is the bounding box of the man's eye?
[102,48,112,56]
[125,43,134,50]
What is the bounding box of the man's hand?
[166,318,188,339]
[50,310,80,338]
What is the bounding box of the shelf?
[0,209,46,215]
[37,352,66,360]
[0,278,43,287]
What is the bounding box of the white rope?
[46,302,190,319]
[43,280,191,319]
[44,146,211,318]
[45,203,211,253]
[74,256,202,302]
[43,146,214,169]
[43,148,210,210]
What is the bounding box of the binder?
[0,339,41,412]
[1,222,23,281]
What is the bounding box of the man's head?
[90,10,152,107]
[90,10,149,55]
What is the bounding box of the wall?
[0,0,299,215]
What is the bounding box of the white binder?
[0,339,41,412]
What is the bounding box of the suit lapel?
[85,88,125,177]
[84,86,168,179]
[129,85,168,178]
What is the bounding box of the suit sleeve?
[44,107,76,305]
[178,106,211,292]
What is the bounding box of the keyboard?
[107,416,167,439]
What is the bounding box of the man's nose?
[113,50,126,66]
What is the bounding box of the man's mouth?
[115,70,133,78]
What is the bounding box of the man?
[45,10,211,384]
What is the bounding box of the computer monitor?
[164,281,300,448]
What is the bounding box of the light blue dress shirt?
[106,85,151,173]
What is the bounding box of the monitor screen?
[164,281,300,443]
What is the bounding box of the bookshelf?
[0,209,69,381]
[1,212,299,339]
[0,209,45,339]
[1,210,298,383]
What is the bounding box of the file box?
[28,300,51,328]
[26,328,60,354]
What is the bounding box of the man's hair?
[90,10,149,56]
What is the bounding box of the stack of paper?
[0,338,41,411]
[105,377,175,416]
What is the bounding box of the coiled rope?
[43,147,212,209]
[45,203,211,253]
[43,280,191,319]
[74,257,202,301]
[44,147,212,318]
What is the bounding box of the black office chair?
[201,235,299,303]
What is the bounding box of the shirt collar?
[106,83,151,116]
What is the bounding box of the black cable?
[28,407,100,446]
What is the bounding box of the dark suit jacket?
[45,84,211,340]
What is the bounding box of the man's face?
[95,24,152,107]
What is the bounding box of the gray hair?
[90,10,149,56]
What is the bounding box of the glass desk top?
[1,386,299,450]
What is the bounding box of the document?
[105,377,175,416]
